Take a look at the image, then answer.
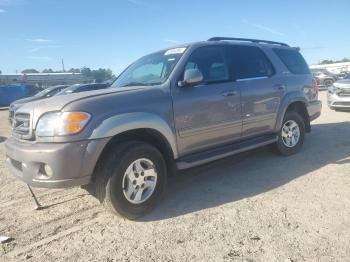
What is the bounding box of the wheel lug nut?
[141,183,145,188]
[133,180,137,185]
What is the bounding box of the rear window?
[273,48,310,75]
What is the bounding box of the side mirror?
[178,69,204,87]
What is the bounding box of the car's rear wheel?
[271,111,305,156]
[95,141,167,219]
[324,79,333,87]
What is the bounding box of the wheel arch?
[89,113,178,181]
[277,97,311,133]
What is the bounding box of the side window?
[273,48,310,75]
[228,45,275,80]
[184,46,229,83]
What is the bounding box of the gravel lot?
[0,91,349,262]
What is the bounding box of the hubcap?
[122,158,157,204]
[281,120,300,148]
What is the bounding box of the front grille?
[12,113,31,137]
[338,90,350,97]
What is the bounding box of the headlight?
[35,111,91,137]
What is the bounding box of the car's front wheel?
[95,141,167,219]
[272,111,305,156]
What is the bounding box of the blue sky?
[0,0,349,74]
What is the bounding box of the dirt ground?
[0,91,349,262]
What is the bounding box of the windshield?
[34,87,55,97]
[111,48,186,88]
[55,85,80,96]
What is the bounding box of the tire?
[95,141,167,219]
[324,79,333,87]
[271,111,305,156]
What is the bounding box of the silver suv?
[5,37,322,219]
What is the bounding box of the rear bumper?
[307,100,322,121]
[5,136,109,188]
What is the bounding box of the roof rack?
[208,37,289,47]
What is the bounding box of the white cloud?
[163,39,181,44]
[25,38,53,43]
[252,24,284,36]
[126,0,158,10]
[242,20,284,37]
[0,8,6,13]
[28,45,60,52]
[26,56,52,61]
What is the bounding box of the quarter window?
[227,45,275,80]
[273,48,310,75]
[184,46,229,83]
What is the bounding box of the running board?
[176,134,278,170]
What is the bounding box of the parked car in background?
[0,84,38,107]
[8,85,69,124]
[55,83,110,96]
[328,74,350,110]
[5,37,321,219]
[311,69,337,88]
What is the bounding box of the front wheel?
[271,111,305,156]
[95,141,167,219]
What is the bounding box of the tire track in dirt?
[5,220,97,259]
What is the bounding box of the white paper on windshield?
[164,47,186,55]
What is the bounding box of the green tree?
[68,68,81,73]
[22,69,39,74]
[42,68,54,73]
[81,67,92,77]
[91,68,114,83]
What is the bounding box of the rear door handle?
[222,90,237,97]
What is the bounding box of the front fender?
[89,112,178,158]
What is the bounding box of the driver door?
[171,46,242,156]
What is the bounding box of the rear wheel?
[271,111,305,156]
[324,79,333,87]
[95,141,167,219]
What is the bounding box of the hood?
[11,96,41,107]
[16,86,145,126]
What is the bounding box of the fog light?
[44,164,53,177]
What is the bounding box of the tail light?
[312,78,319,93]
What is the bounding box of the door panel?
[172,46,242,156]
[238,77,282,137]
[226,44,282,138]
[173,82,242,155]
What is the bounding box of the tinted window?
[184,46,229,83]
[273,48,310,75]
[227,45,275,80]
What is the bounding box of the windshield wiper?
[120,82,148,87]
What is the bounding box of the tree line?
[19,67,115,83]
[319,58,350,65]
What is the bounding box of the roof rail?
[208,37,289,47]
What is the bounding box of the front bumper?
[328,92,350,109]
[307,100,322,121]
[5,136,109,188]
